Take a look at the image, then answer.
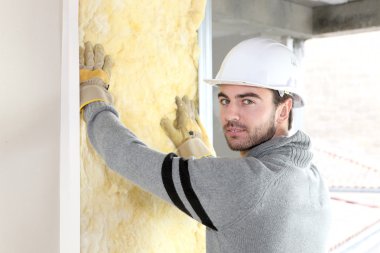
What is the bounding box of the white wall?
[0,0,61,252]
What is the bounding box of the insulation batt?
[79,0,207,252]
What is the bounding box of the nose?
[221,103,240,122]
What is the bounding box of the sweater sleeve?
[84,102,275,230]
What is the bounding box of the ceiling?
[212,0,379,39]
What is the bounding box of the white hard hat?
[205,38,304,107]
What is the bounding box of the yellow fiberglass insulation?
[79,0,207,252]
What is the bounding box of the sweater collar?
[246,130,313,167]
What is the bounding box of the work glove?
[80,42,113,110]
[161,96,216,159]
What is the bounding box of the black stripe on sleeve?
[179,158,218,231]
[161,153,193,217]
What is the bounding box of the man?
[80,38,331,253]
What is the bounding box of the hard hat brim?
[204,79,304,108]
[204,79,269,89]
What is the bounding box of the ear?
[276,98,293,124]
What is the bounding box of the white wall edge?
[198,0,214,143]
[60,0,80,252]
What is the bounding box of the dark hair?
[271,90,293,130]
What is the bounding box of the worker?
[80,38,331,253]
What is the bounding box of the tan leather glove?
[161,96,216,159]
[80,42,113,110]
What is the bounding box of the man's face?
[218,85,278,151]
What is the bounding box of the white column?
[60,0,80,252]
[198,0,214,143]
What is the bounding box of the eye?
[242,99,254,105]
[219,98,229,105]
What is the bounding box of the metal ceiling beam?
[213,0,380,39]
[313,0,380,35]
[213,0,313,39]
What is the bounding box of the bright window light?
[302,31,380,253]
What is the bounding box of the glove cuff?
[80,69,110,84]
[80,79,113,110]
[177,138,214,159]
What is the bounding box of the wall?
[0,0,61,252]
[79,0,207,252]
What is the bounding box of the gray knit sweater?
[85,102,331,253]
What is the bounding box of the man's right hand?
[80,42,113,111]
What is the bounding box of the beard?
[223,112,276,152]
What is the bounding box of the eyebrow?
[218,92,228,98]
[218,92,262,100]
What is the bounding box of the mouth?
[224,127,246,137]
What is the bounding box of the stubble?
[224,111,276,151]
